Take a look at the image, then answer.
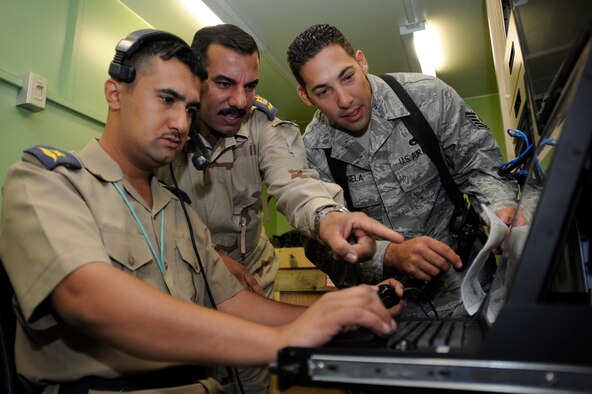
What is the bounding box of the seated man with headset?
[0,29,404,394]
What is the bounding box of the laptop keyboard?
[326,317,473,353]
[387,320,465,353]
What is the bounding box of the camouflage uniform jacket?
[303,73,518,312]
[161,105,342,295]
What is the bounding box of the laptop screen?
[514,0,592,136]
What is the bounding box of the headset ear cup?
[119,65,135,83]
[192,153,210,171]
[108,62,135,82]
[189,119,210,171]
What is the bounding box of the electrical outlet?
[16,72,48,112]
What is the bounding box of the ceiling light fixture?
[180,0,222,27]
[399,1,443,76]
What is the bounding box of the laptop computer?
[273,17,592,394]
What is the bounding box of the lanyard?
[113,182,166,274]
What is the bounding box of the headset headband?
[108,29,189,82]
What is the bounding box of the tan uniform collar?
[78,139,123,183]
[78,139,174,212]
[198,112,252,162]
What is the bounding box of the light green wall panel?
[73,0,151,119]
[0,0,150,123]
[0,1,73,92]
[0,81,103,162]
[0,81,103,208]
[0,0,155,210]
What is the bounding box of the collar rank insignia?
[24,145,81,170]
[253,95,278,121]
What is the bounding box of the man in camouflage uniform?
[287,24,527,318]
[157,24,404,394]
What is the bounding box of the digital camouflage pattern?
[303,73,518,318]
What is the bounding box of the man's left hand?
[495,206,528,227]
[217,252,264,295]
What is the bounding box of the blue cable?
[533,138,558,179]
[498,128,533,174]
[499,128,558,180]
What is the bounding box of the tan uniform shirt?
[161,108,342,294]
[0,139,243,388]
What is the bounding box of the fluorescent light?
[400,20,443,76]
[412,23,443,76]
[181,0,222,26]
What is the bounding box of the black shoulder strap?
[323,148,358,211]
[378,74,465,209]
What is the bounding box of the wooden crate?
[271,248,343,394]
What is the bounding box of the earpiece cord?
[167,164,245,394]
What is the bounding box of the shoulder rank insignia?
[466,112,489,130]
[24,145,81,170]
[160,182,192,205]
[253,95,278,121]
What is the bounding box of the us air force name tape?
[253,95,278,121]
[24,146,81,170]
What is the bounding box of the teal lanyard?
[113,182,165,274]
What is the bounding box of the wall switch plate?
[16,72,48,112]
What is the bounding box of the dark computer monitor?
[487,36,592,331]
[504,0,592,304]
[479,30,592,367]
[513,0,592,136]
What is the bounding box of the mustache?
[219,107,246,118]
[162,130,182,140]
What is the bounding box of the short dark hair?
[287,24,355,87]
[191,24,259,80]
[128,39,199,84]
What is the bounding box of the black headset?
[189,118,211,171]
[108,28,188,83]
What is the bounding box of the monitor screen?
[483,34,592,325]
[513,0,592,134]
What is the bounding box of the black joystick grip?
[377,284,400,308]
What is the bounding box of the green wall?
[0,0,151,208]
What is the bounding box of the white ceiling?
[121,0,498,126]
